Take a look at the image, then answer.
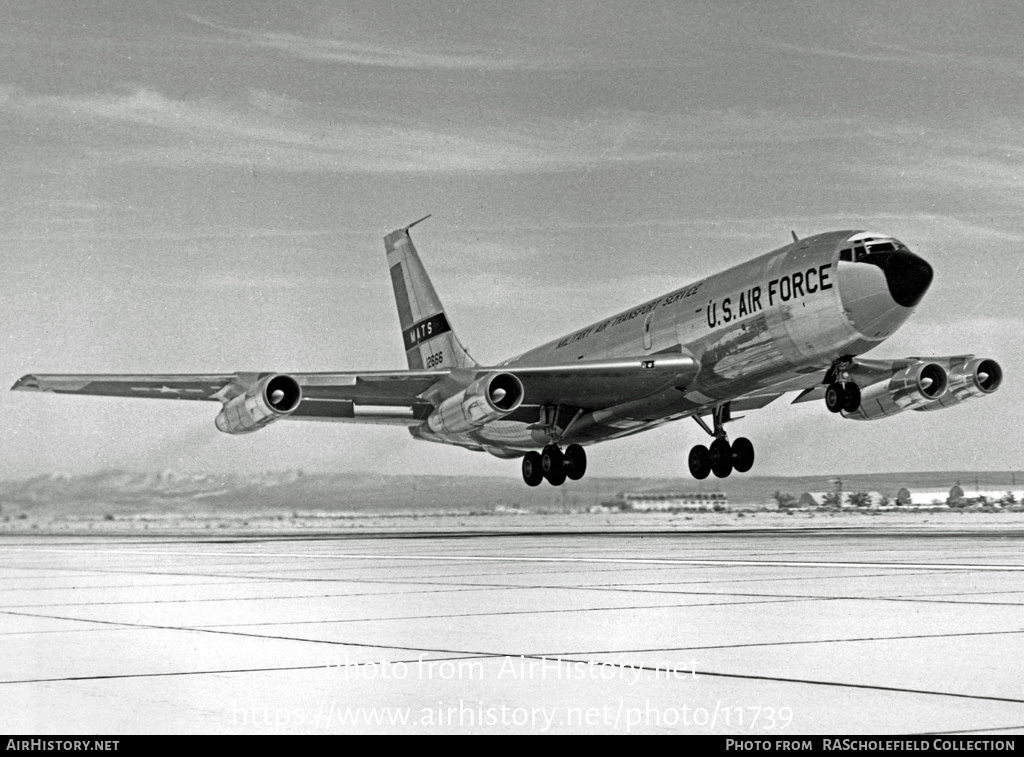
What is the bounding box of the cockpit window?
[842,235,905,262]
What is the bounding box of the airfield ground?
[2,511,1023,734]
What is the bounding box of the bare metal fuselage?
[412,230,915,454]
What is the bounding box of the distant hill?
[0,469,1020,516]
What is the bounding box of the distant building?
[617,492,728,511]
[792,485,1024,511]
[797,491,886,508]
[902,490,951,508]
[894,486,1023,508]
[948,487,1024,507]
[796,492,822,508]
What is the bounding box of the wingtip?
[11,375,40,391]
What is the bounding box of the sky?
[1,1,1021,481]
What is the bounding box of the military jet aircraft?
[12,217,1002,486]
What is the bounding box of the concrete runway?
[2,522,1024,734]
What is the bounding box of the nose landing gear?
[824,360,862,414]
[687,403,755,480]
[825,382,861,414]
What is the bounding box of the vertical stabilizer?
[384,218,477,370]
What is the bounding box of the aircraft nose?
[860,250,933,308]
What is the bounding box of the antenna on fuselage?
[791,230,799,242]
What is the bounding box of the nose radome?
[860,250,933,308]
[836,236,933,341]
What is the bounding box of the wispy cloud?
[864,155,1024,198]
[763,39,910,64]
[761,36,1024,79]
[142,273,360,292]
[5,87,548,172]
[844,120,1024,208]
[5,86,866,174]
[0,226,341,243]
[184,13,584,72]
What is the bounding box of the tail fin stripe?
[404,313,452,351]
[389,263,414,329]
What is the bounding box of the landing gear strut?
[522,443,588,487]
[687,403,755,480]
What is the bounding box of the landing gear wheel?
[545,467,566,486]
[564,444,587,481]
[688,445,711,480]
[825,382,845,414]
[731,437,755,473]
[541,445,563,474]
[541,445,566,486]
[710,438,733,478]
[521,451,544,487]
[841,383,861,413]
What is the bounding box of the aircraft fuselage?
[412,230,933,452]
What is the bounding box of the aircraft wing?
[11,354,700,428]
[10,371,450,427]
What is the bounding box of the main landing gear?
[522,444,587,487]
[687,404,755,480]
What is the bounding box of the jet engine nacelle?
[426,372,524,435]
[914,358,1002,412]
[843,361,947,421]
[214,374,302,435]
